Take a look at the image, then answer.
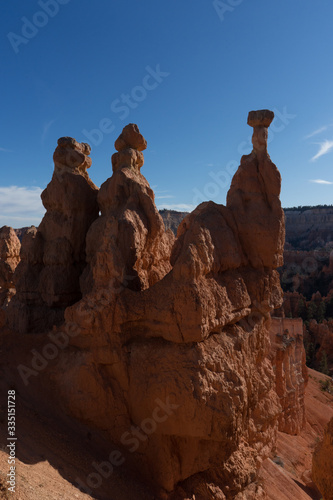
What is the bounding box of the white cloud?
[0,147,12,152]
[311,140,333,161]
[305,126,329,139]
[0,186,45,228]
[157,203,194,212]
[309,179,333,185]
[155,195,175,199]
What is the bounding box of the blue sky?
[1,0,333,227]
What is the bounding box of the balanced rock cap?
[247,109,274,128]
[115,123,147,152]
[57,137,91,155]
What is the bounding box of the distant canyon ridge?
[160,206,333,248]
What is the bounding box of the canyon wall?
[285,208,333,250]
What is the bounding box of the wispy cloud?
[305,126,329,140]
[0,186,45,228]
[311,140,333,161]
[41,119,55,144]
[155,195,175,199]
[309,179,333,185]
[157,203,194,212]
[0,147,12,152]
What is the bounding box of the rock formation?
[0,112,292,498]
[80,123,174,295]
[36,112,286,498]
[0,226,20,307]
[312,416,333,500]
[270,317,308,434]
[7,137,99,333]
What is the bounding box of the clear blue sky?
[1,0,333,227]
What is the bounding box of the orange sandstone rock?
[55,114,284,496]
[7,138,99,333]
[0,226,20,316]
[3,114,290,498]
[270,317,308,434]
[312,417,333,500]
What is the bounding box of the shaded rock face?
[43,113,286,497]
[0,226,21,307]
[312,416,333,500]
[8,137,99,333]
[307,319,333,373]
[270,318,308,435]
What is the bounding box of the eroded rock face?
[8,138,99,333]
[0,226,21,307]
[312,416,333,500]
[227,111,285,269]
[46,113,285,497]
[270,317,308,435]
[80,124,174,295]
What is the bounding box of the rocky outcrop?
[312,416,333,500]
[39,112,286,498]
[80,123,174,295]
[0,226,20,307]
[270,318,308,434]
[7,137,99,333]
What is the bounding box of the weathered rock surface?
[0,226,20,307]
[80,124,174,295]
[227,112,285,269]
[270,318,308,435]
[312,416,333,500]
[42,113,286,497]
[1,113,294,498]
[7,137,99,333]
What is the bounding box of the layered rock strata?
[8,137,99,333]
